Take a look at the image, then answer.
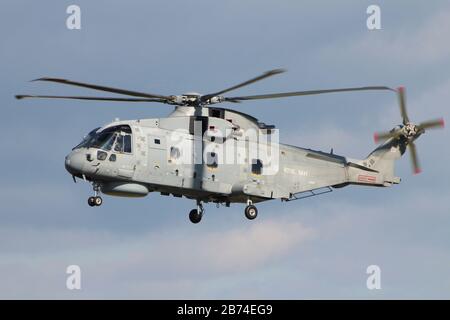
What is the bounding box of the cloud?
[201,219,315,271]
[317,6,450,69]
[1,187,450,299]
[0,217,315,298]
[409,78,450,121]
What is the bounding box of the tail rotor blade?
[408,141,421,174]
[373,130,402,143]
[417,118,445,131]
[397,86,410,125]
[373,86,442,175]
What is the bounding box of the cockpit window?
[90,132,116,151]
[124,135,132,153]
[114,135,123,152]
[112,134,132,153]
[73,125,132,152]
[73,127,100,150]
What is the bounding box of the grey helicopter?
[16,69,444,223]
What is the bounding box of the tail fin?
[348,137,407,186]
[363,138,407,177]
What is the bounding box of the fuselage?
[65,106,393,204]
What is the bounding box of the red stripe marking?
[358,175,376,183]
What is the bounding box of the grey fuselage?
[65,106,402,204]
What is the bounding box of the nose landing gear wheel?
[189,209,202,224]
[245,205,258,220]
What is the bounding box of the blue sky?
[1,0,450,298]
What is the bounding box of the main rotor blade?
[408,141,421,174]
[397,86,409,125]
[201,69,286,101]
[224,86,395,102]
[32,77,172,100]
[15,95,167,103]
[417,118,445,131]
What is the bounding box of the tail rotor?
[373,87,444,174]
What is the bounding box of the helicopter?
[16,69,444,223]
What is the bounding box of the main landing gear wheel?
[245,205,258,220]
[94,196,103,206]
[189,209,202,224]
[88,196,102,207]
[88,197,96,207]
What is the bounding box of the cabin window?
[251,159,263,175]
[206,152,218,168]
[154,139,160,144]
[170,146,181,159]
[209,108,224,119]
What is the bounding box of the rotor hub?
[402,123,419,139]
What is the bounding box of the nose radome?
[65,151,85,175]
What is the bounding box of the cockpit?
[74,125,132,153]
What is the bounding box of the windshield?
[73,127,100,150]
[89,132,117,150]
[73,125,132,152]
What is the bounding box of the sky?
[1,0,450,299]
